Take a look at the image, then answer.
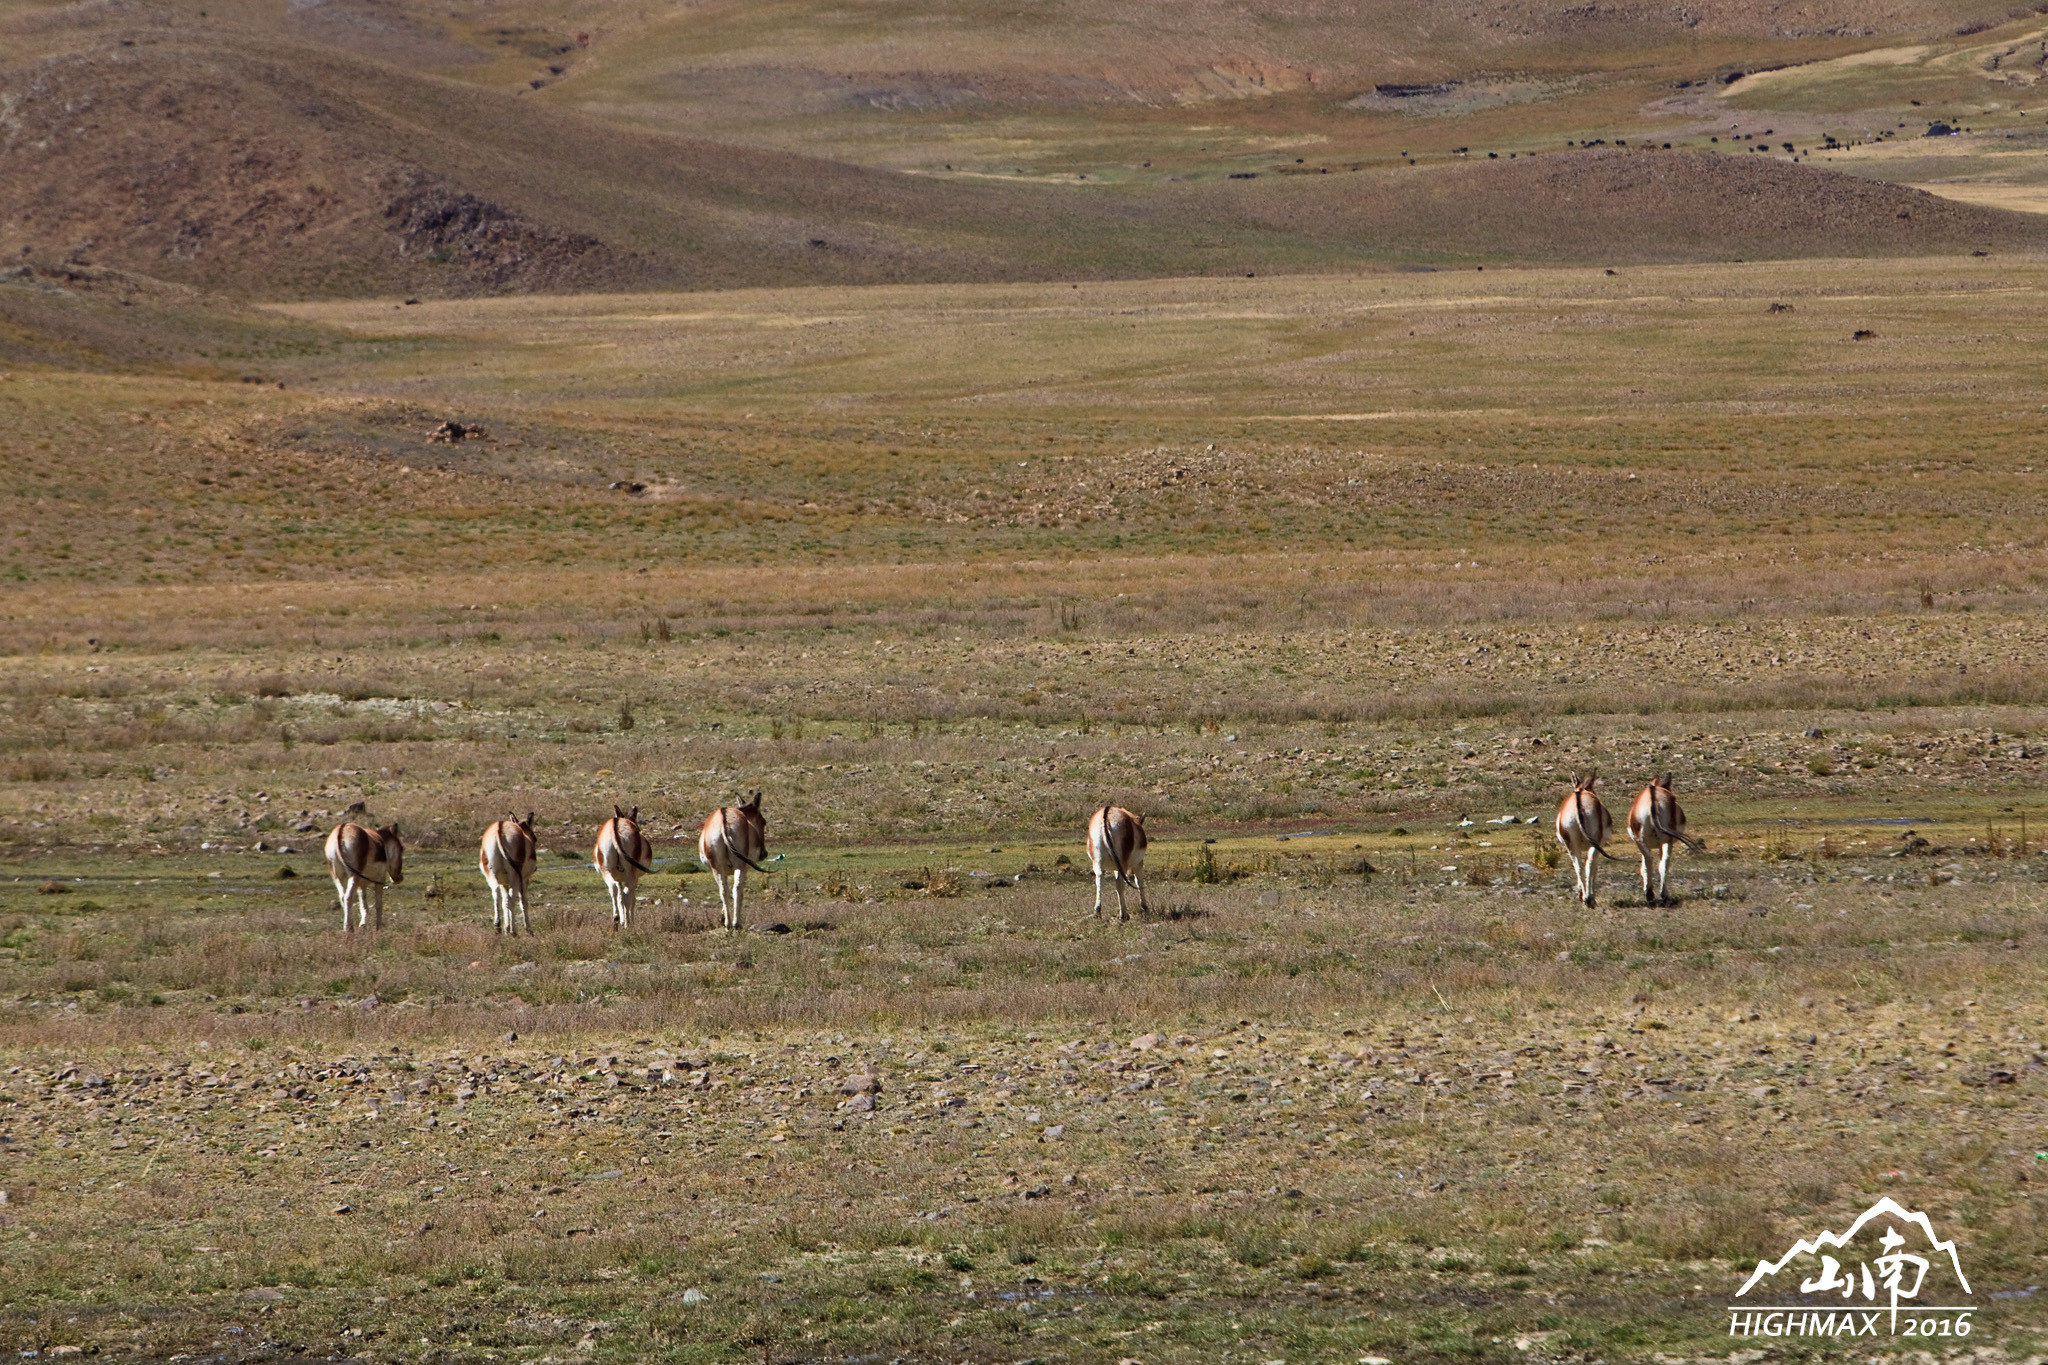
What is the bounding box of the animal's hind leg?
[1582,849,1598,909]
[1657,844,1673,905]
[338,877,355,933]
[732,867,747,933]
[373,885,384,930]
[1114,874,1129,923]
[518,885,533,936]
[1638,849,1652,905]
[1093,864,1105,920]
[1134,870,1150,917]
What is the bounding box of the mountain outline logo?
[1728,1196,1974,1339]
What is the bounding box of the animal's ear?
[387,824,401,839]
[525,811,536,827]
[615,804,626,820]
[631,805,640,822]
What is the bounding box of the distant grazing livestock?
[593,806,653,930]
[326,821,404,932]
[1627,775,1703,906]
[698,793,768,932]
[1553,776,1618,909]
[479,813,538,936]
[1087,805,1149,921]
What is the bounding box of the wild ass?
[325,821,404,932]
[1087,805,1149,921]
[479,813,538,936]
[1626,775,1703,906]
[698,792,768,932]
[593,805,653,930]
[1553,776,1619,909]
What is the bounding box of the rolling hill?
[2,0,2046,306]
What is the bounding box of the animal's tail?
[719,806,768,874]
[602,820,655,875]
[1653,791,1703,850]
[1098,805,1130,881]
[494,822,529,883]
[1657,822,1703,852]
[1573,787,1619,858]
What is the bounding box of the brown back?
[1091,805,1146,867]
[704,791,768,863]
[333,821,404,883]
[1554,776,1609,845]
[484,814,536,872]
[1631,776,1687,841]
[595,807,651,869]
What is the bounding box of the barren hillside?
[3,0,2045,304]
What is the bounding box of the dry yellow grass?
[6,257,2048,1359]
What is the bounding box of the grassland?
[5,256,2048,1360]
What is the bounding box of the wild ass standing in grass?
[479,813,538,936]
[325,821,404,932]
[1627,774,1703,906]
[698,792,768,932]
[1553,776,1619,909]
[593,806,653,930]
[1087,805,1149,921]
